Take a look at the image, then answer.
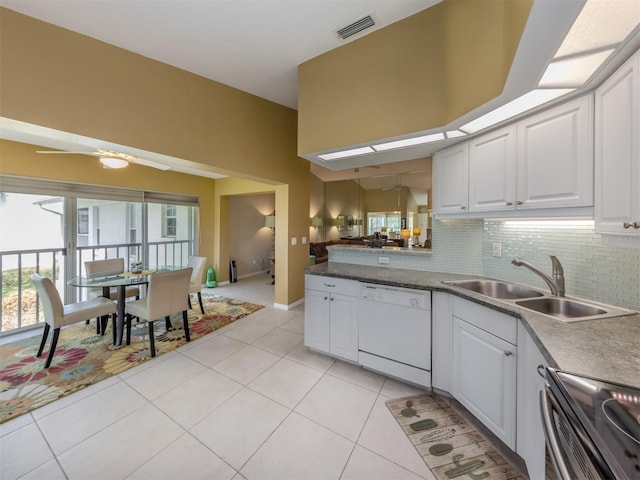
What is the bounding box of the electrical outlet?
[492,242,502,257]
[302,236,307,244]
[378,256,390,264]
[291,237,297,246]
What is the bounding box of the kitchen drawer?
[305,274,359,297]
[452,296,517,345]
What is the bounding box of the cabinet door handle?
[537,364,546,379]
[324,296,328,300]
[460,205,466,210]
[505,201,513,206]
[323,283,336,287]
[330,297,334,301]
[635,222,640,229]
[623,222,633,229]
[516,200,523,206]
[504,350,513,356]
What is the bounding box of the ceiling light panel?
[372,133,444,151]
[461,89,573,133]
[445,130,467,139]
[555,0,639,59]
[318,146,374,161]
[540,49,615,87]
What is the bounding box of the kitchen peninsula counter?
[304,261,640,388]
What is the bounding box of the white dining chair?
[32,273,117,369]
[85,258,140,334]
[123,268,192,357]
[186,256,207,314]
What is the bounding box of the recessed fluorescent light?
[554,0,640,59]
[372,133,445,151]
[461,89,573,133]
[539,49,614,87]
[445,130,467,139]
[318,146,374,161]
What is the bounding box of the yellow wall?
[443,0,533,122]
[0,8,310,306]
[298,0,533,155]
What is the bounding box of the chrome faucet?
[512,255,565,297]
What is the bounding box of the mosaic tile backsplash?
[481,220,639,311]
[331,219,639,311]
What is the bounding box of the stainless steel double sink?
[442,279,635,322]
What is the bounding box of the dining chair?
[31,273,117,369]
[186,256,207,314]
[123,268,192,357]
[85,258,140,334]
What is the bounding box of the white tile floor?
[0,274,436,480]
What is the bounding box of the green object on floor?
[206,266,217,287]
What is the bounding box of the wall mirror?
[310,157,433,248]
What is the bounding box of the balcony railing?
[1,239,194,336]
[0,247,65,334]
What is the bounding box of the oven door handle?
[540,388,574,480]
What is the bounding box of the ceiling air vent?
[336,15,376,40]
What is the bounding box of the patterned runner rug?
[386,393,528,480]
[0,294,263,424]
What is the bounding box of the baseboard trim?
[274,297,304,310]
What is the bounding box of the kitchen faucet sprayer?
[511,255,565,297]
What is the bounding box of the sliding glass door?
[0,176,199,336]
[0,192,66,333]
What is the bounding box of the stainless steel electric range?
[541,368,640,479]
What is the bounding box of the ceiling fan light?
[100,156,129,169]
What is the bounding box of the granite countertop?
[304,262,640,388]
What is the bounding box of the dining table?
[68,269,157,347]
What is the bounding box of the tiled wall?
[332,219,640,310]
[481,220,640,311]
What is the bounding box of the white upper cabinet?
[434,95,595,217]
[468,125,517,212]
[433,142,469,214]
[595,50,640,235]
[516,95,594,210]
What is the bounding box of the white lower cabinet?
[305,282,548,477]
[451,306,517,449]
[516,325,548,480]
[431,291,453,392]
[304,275,358,362]
[328,293,359,361]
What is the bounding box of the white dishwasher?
[358,283,431,387]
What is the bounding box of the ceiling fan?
[382,174,404,191]
[381,169,430,191]
[36,149,170,170]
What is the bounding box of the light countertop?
[304,262,640,388]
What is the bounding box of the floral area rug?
[386,394,527,480]
[0,294,263,424]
